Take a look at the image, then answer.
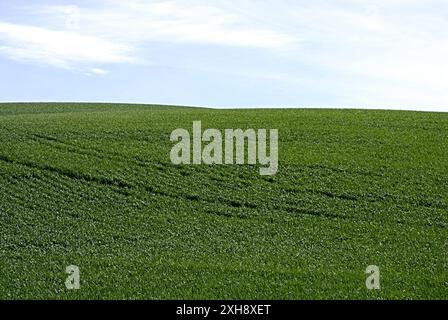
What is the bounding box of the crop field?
[0,103,447,299]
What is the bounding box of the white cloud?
[72,1,297,48]
[88,68,108,75]
[0,1,298,71]
[269,1,448,108]
[0,21,134,69]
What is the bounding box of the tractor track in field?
[1,152,446,229]
[0,153,131,191]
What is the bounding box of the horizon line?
[0,101,447,113]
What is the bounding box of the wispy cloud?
[88,67,108,76]
[65,1,298,48]
[0,21,134,71]
[0,0,298,72]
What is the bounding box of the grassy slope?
[0,103,447,299]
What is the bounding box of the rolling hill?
[0,103,447,299]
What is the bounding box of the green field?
[0,103,447,299]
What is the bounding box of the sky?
[0,0,447,111]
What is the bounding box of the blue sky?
[1,0,447,111]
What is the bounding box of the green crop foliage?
[0,103,447,299]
